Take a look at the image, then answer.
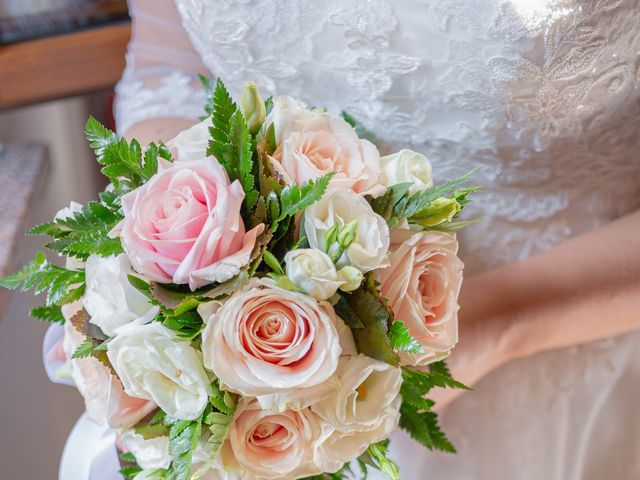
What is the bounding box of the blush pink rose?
[118,158,264,290]
[200,279,350,401]
[62,303,156,428]
[269,110,384,197]
[228,400,324,479]
[374,229,464,366]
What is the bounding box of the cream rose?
[375,229,463,365]
[267,97,384,197]
[304,189,390,273]
[118,157,264,290]
[107,322,211,420]
[82,254,159,336]
[201,279,350,400]
[62,303,156,428]
[228,400,324,479]
[166,118,211,162]
[263,95,317,145]
[380,149,433,192]
[120,430,170,470]
[312,354,402,472]
[284,248,342,300]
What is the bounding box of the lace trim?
[114,57,206,135]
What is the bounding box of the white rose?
[285,248,342,300]
[54,201,83,221]
[312,354,402,472]
[380,149,433,192]
[82,254,159,337]
[61,302,157,428]
[107,322,211,420]
[304,189,390,273]
[120,430,170,470]
[166,117,211,162]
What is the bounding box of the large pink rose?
[118,158,264,290]
[200,279,352,401]
[61,303,156,428]
[374,229,464,366]
[268,104,384,197]
[228,400,324,479]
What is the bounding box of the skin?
[434,208,640,407]
[124,120,640,410]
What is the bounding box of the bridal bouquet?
[1,79,475,480]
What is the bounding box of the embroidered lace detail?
[174,0,640,274]
[114,57,206,135]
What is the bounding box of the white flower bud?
[285,249,342,300]
[240,81,266,133]
[337,266,363,292]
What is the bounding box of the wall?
[0,95,107,480]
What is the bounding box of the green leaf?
[262,250,284,275]
[199,74,215,119]
[207,78,238,161]
[71,339,94,359]
[371,172,479,228]
[86,117,160,189]
[205,381,237,458]
[0,252,85,306]
[225,110,256,205]
[271,173,334,232]
[358,441,400,480]
[85,115,118,158]
[30,199,123,260]
[389,321,423,353]
[335,274,397,365]
[29,304,65,323]
[398,362,469,453]
[399,401,455,453]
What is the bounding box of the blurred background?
[0,1,130,478]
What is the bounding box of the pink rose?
[269,106,384,197]
[62,303,156,428]
[200,279,351,401]
[228,400,324,479]
[374,229,464,366]
[118,158,264,290]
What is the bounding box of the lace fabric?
[116,0,640,478]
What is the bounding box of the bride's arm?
[115,0,206,143]
[435,208,640,407]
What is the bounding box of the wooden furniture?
[0,22,130,109]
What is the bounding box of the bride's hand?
[433,208,640,408]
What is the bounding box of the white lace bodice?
[118,0,640,274]
[115,1,640,478]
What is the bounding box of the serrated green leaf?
[0,252,85,306]
[399,402,455,453]
[389,321,423,353]
[29,304,65,323]
[71,339,94,359]
[30,199,123,260]
[207,78,237,161]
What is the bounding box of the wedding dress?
[114,1,640,478]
